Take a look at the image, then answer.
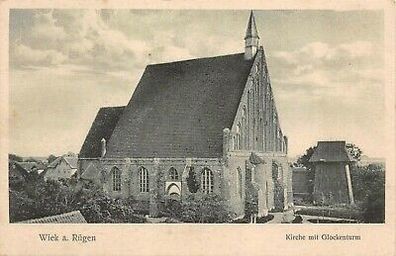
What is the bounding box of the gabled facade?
[79,11,292,218]
[44,155,78,181]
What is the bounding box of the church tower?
[244,11,260,60]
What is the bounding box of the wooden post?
[344,164,355,205]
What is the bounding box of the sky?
[9,9,385,158]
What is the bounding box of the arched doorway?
[165,181,182,202]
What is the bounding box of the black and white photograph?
[7,8,389,226]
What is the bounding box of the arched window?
[236,122,242,150]
[242,106,247,148]
[139,167,149,192]
[112,167,121,192]
[259,118,264,151]
[169,167,179,180]
[201,168,214,194]
[272,162,279,180]
[237,167,243,198]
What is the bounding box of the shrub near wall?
[163,194,234,223]
[9,179,146,223]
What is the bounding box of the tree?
[9,154,23,162]
[9,179,145,223]
[350,163,385,223]
[47,154,58,164]
[345,143,362,162]
[295,146,316,200]
[9,189,36,223]
[296,146,316,171]
[9,179,74,222]
[186,168,199,193]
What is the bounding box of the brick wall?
[228,47,287,154]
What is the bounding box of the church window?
[201,168,214,194]
[139,166,149,192]
[237,167,243,198]
[112,167,121,192]
[272,162,279,180]
[242,106,247,148]
[169,167,179,180]
[236,122,242,150]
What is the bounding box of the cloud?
[11,10,151,75]
[10,9,244,75]
[271,41,383,95]
[11,43,68,67]
[273,41,375,67]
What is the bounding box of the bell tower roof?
[245,10,259,40]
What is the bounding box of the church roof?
[105,53,254,158]
[47,156,78,169]
[79,106,125,158]
[81,162,100,180]
[19,211,87,224]
[309,141,354,163]
[245,11,259,39]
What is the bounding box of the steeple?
[244,11,260,60]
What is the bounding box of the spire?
[244,11,260,60]
[245,10,259,40]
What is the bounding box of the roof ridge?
[19,210,86,223]
[147,52,246,67]
[100,106,125,110]
[318,140,346,143]
[63,156,77,169]
[47,157,61,167]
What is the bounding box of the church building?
[78,11,293,218]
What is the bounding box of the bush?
[9,179,146,223]
[123,196,150,215]
[351,164,385,223]
[163,199,182,219]
[9,189,36,222]
[181,194,234,223]
[80,196,144,223]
